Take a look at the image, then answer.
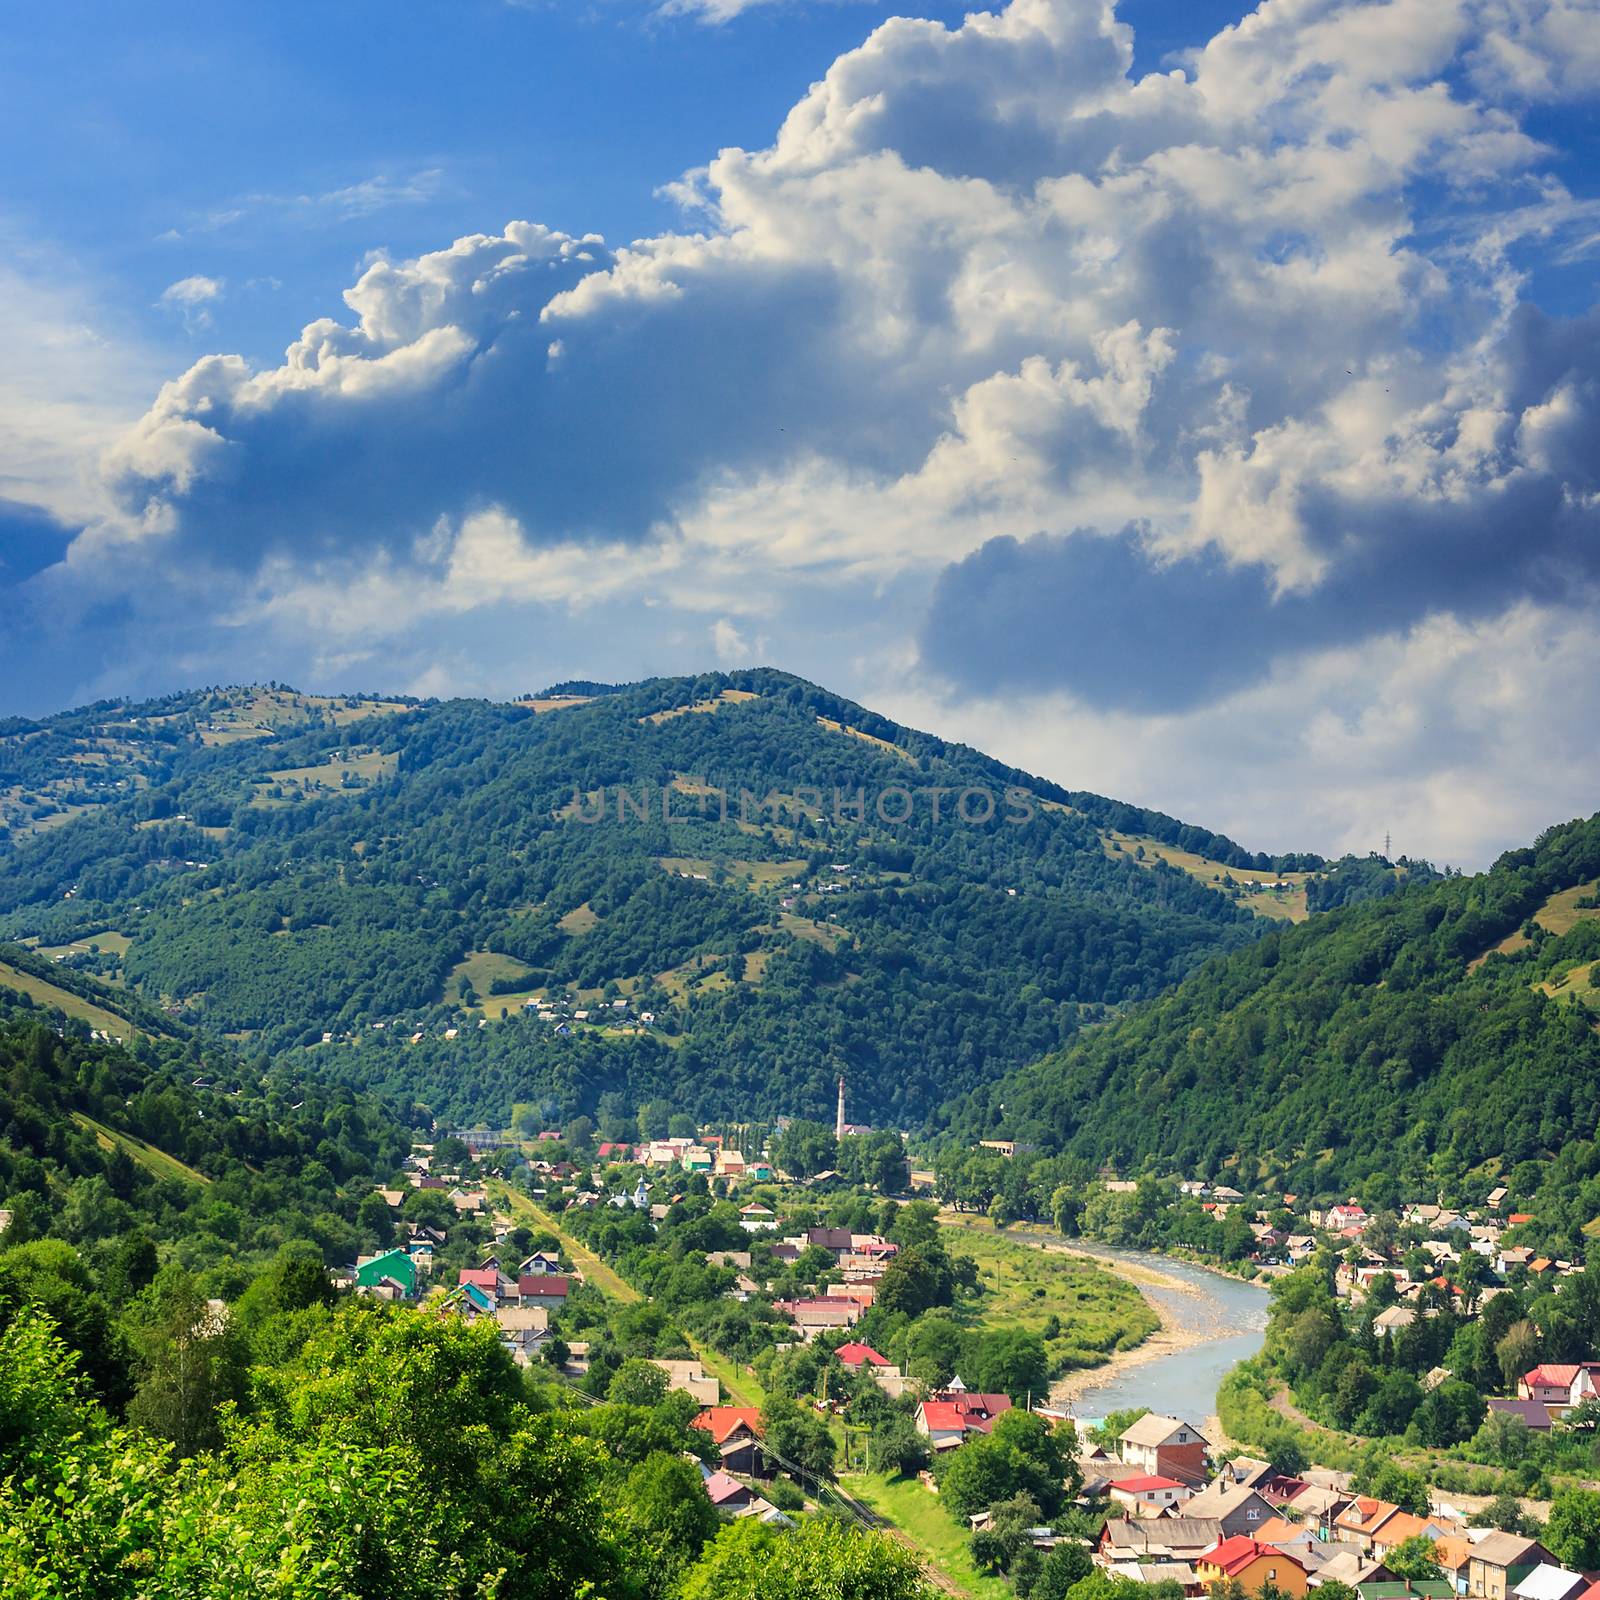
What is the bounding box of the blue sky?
[4,0,1599,866]
[3,0,1251,367]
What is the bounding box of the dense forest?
[0,672,1325,1126]
[950,813,1600,1237]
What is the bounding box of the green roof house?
[354,1248,417,1298]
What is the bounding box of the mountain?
[0,671,1322,1128]
[952,813,1600,1234]
[0,957,411,1304]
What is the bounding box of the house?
[773,1298,861,1339]
[916,1390,1012,1448]
[692,1407,767,1476]
[494,1305,550,1363]
[517,1274,572,1312]
[519,1250,562,1276]
[1100,1518,1226,1564]
[1107,1560,1204,1594]
[457,1265,504,1301]
[803,1226,855,1259]
[1369,1511,1454,1560]
[834,1342,891,1370]
[1357,1583,1454,1600]
[1252,1517,1318,1554]
[1485,1398,1553,1432]
[1196,1536,1310,1597]
[703,1469,754,1514]
[651,1358,720,1406]
[1182,1479,1273,1537]
[1217,1456,1274,1489]
[1467,1534,1553,1600]
[1316,1552,1395,1590]
[1373,1306,1418,1336]
[596,1142,632,1161]
[1110,1475,1195,1518]
[1517,1364,1600,1414]
[353,1248,417,1298]
[1512,1568,1589,1600]
[1286,1484,1353,1526]
[739,1204,778,1233]
[1335,1500,1401,1552]
[1119,1415,1211,1484]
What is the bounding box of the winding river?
[1062,1242,1271,1423]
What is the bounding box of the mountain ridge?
[0,670,1330,1128]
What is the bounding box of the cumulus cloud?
[8,0,1600,861]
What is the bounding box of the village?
[333,1098,1600,1599]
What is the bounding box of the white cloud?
[157,274,225,332]
[6,0,1598,865]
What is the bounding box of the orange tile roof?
[692,1406,763,1445]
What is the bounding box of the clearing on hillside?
[70,1112,210,1186]
[639,688,761,723]
[814,715,917,765]
[0,961,140,1039]
[1102,830,1315,922]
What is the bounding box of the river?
[1052,1241,1271,1425]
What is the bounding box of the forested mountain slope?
[0,961,412,1292]
[0,672,1324,1127]
[954,814,1600,1218]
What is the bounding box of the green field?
[69,1112,209,1186]
[941,1216,1160,1373]
[848,1473,1010,1597]
[0,961,139,1039]
[490,1182,642,1303]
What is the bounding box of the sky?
[3,0,1599,869]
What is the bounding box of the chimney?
[835,1076,846,1142]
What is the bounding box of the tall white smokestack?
[835,1076,846,1142]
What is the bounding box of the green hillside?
[952,814,1600,1242]
[0,672,1324,1128]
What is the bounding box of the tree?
[967,1327,1050,1407]
[1367,1462,1430,1517]
[1544,1489,1600,1570]
[939,1409,1074,1521]
[124,1264,248,1457]
[680,1516,933,1599]
[609,1356,672,1407]
[876,1243,954,1318]
[1386,1536,1444,1582]
[623,1450,722,1596]
[771,1121,838,1181]
[762,1396,836,1479]
[872,1412,932,1477]
[1414,1379,1486,1447]
[971,1492,1043,1574]
[356,1189,396,1248]
[1482,1491,1530,1534]
[1497,1320,1541,1393]
[1023,1541,1093,1600]
[1472,1409,1532,1466]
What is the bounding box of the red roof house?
[834,1342,890,1369]
[916,1391,1012,1447]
